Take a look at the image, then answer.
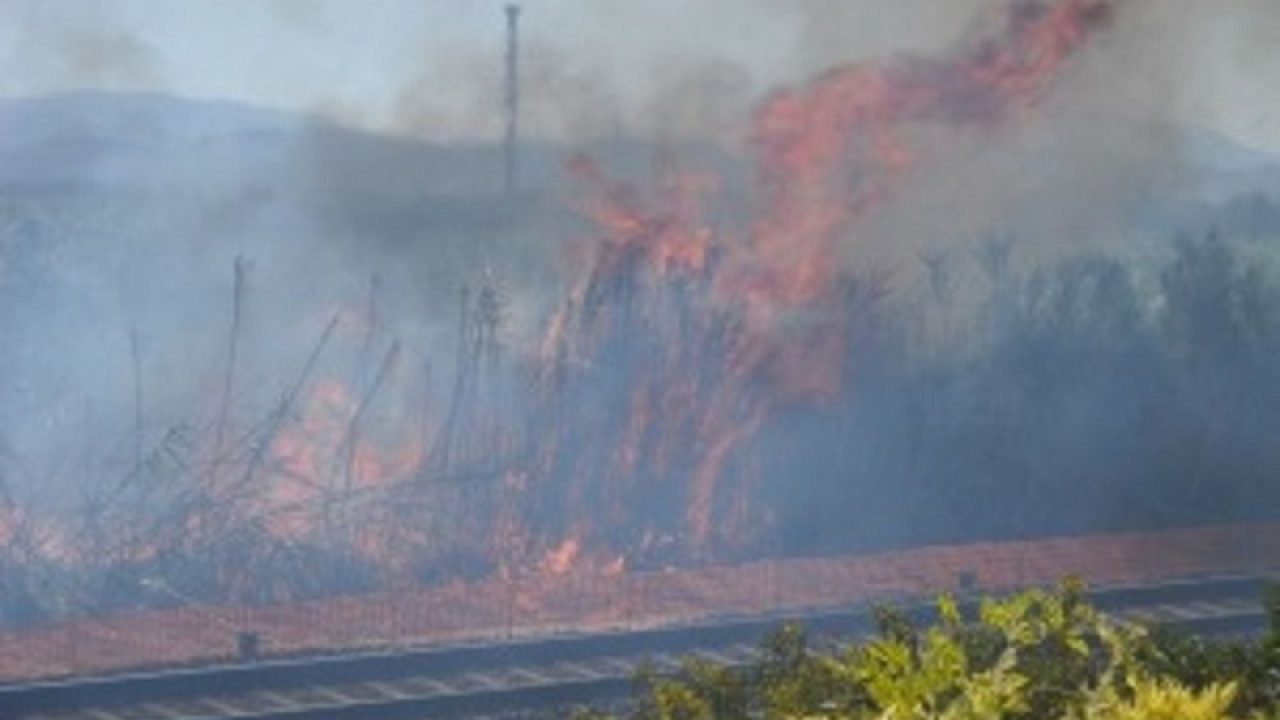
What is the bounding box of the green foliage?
[1075,677,1238,720]
[602,581,1280,720]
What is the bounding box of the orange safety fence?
[2,522,1278,684]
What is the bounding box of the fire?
[260,374,427,545]
[0,501,74,565]
[542,536,580,575]
[0,0,1119,617]
[0,503,15,547]
[534,0,1117,557]
[568,154,716,276]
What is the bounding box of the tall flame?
[0,0,1119,612]
[539,0,1115,554]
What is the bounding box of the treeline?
[4,206,1280,626]
[764,227,1280,556]
[587,581,1280,719]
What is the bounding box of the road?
[0,574,1273,720]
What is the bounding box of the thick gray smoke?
[0,0,1279,625]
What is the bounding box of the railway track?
[1,574,1273,720]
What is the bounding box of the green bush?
[593,581,1280,720]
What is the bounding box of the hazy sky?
[1,1,1278,152]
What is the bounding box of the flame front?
[530,0,1116,559]
[0,0,1120,609]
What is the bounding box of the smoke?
[638,60,756,146]
[58,29,157,88]
[2,0,1280,626]
[365,0,1277,276]
[0,2,160,94]
[372,1,990,145]
[2,1,1274,156]
[778,0,1006,73]
[791,0,1235,275]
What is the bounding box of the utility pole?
[503,4,521,199]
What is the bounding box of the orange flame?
[541,0,1116,554]
[0,0,1119,609]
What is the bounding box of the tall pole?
[504,4,521,199]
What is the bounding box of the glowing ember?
[542,536,580,575]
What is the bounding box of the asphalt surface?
[0,574,1272,720]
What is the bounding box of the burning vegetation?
[2,0,1280,631]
